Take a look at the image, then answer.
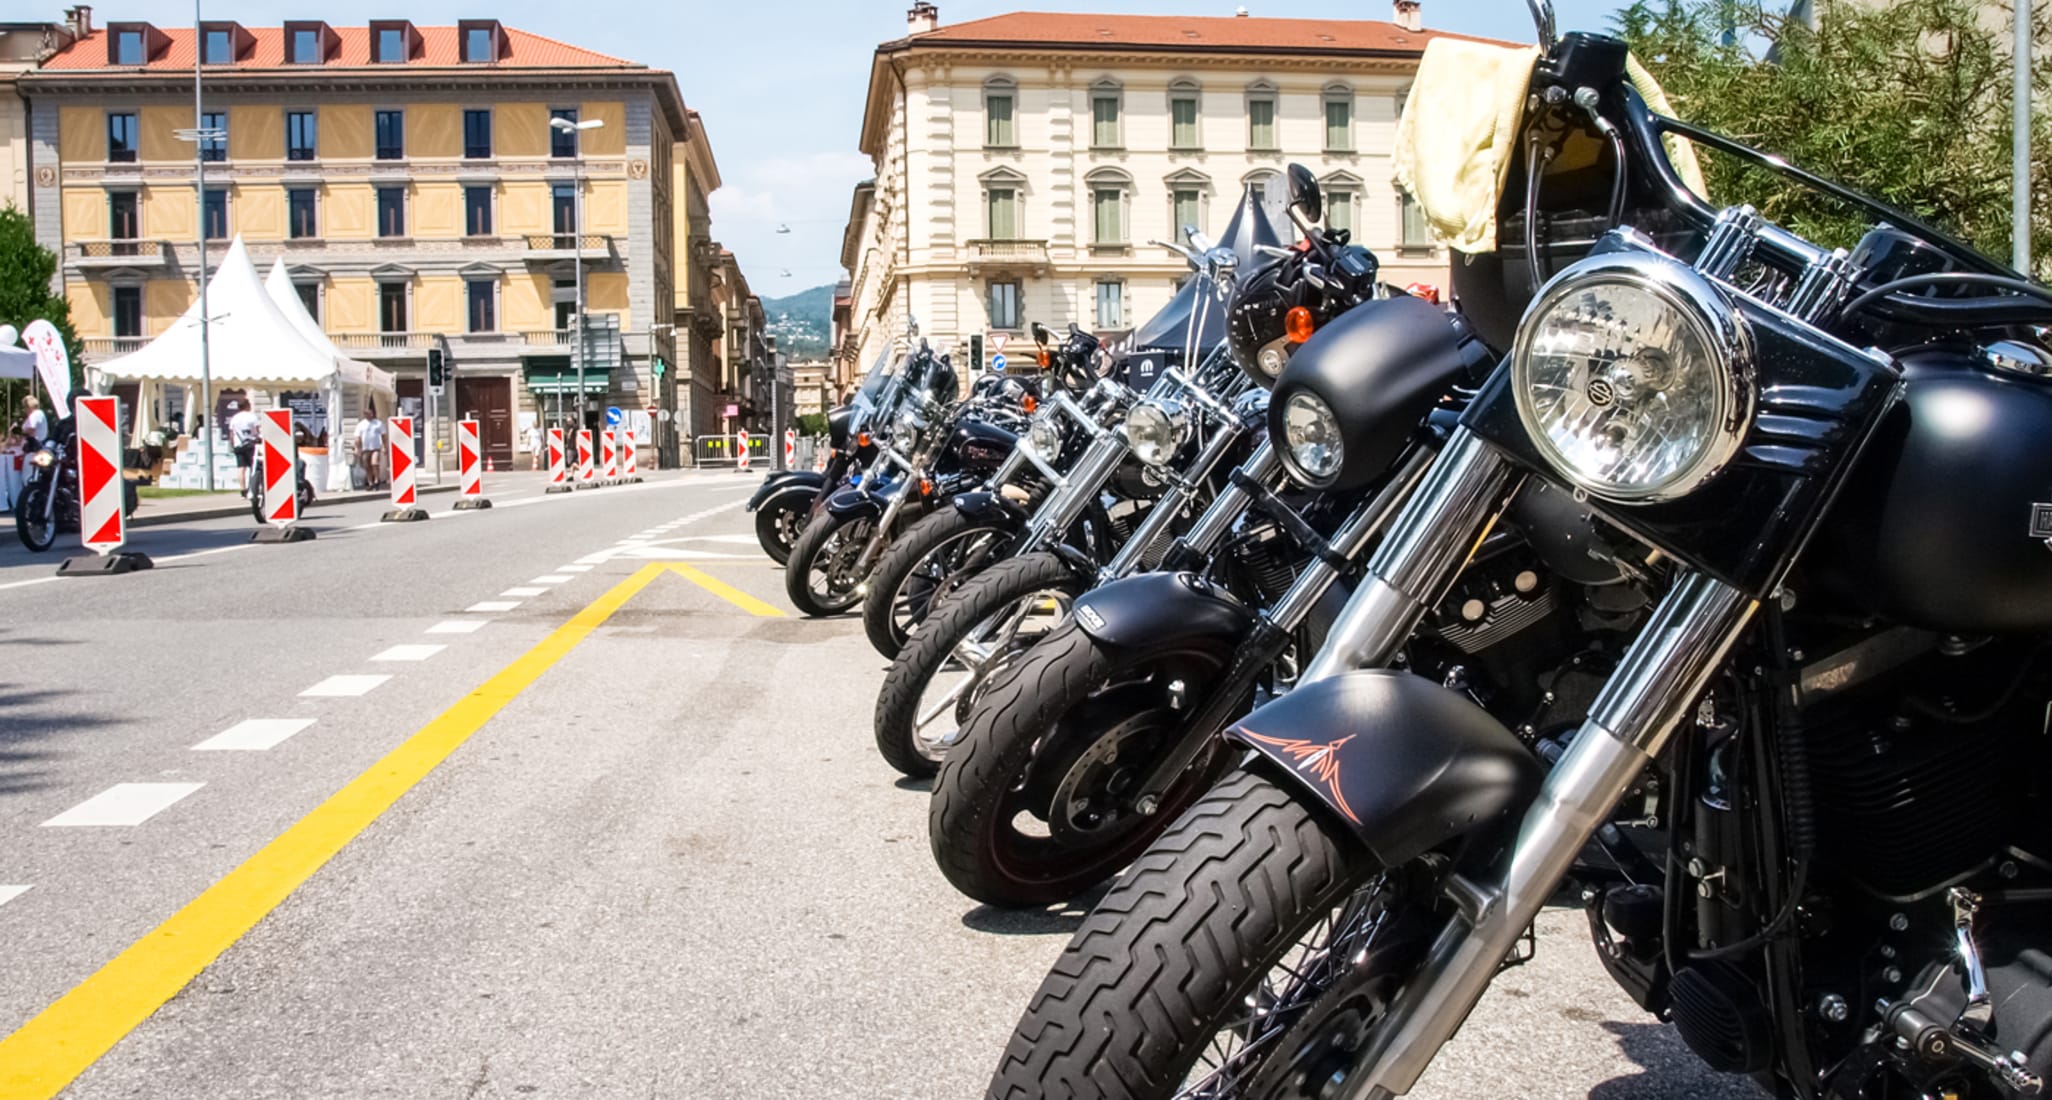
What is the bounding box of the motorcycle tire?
[989,767,1426,1100]
[873,552,1082,779]
[753,490,811,566]
[784,511,873,617]
[299,483,315,512]
[122,480,139,518]
[15,481,55,552]
[928,619,1238,908]
[861,506,1017,658]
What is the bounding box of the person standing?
[354,413,386,489]
[20,396,47,446]
[525,422,544,470]
[228,400,260,494]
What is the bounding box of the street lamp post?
[550,115,605,431]
[171,0,224,489]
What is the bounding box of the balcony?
[963,238,1050,274]
[74,239,169,270]
[331,331,440,357]
[82,336,148,361]
[522,233,614,263]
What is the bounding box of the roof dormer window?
[199,22,246,64]
[371,21,415,63]
[284,21,333,65]
[115,27,144,64]
[105,23,164,66]
[459,20,503,63]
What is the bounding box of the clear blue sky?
[166,0,1633,295]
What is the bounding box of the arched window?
[1320,170,1363,237]
[1167,78,1202,151]
[1245,79,1278,152]
[1090,78,1123,149]
[1323,82,1355,152]
[1084,167,1132,248]
[1242,169,1281,205]
[1164,168,1211,244]
[984,75,1017,148]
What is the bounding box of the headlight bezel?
[1027,417,1064,462]
[30,449,55,468]
[1278,390,1344,486]
[1511,251,1756,505]
[1123,400,1190,467]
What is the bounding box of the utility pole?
[177,0,220,490]
[2017,0,2034,275]
[551,115,605,433]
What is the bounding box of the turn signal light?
[1036,349,1051,368]
[1022,394,1038,414]
[919,478,935,497]
[1286,306,1316,344]
[857,431,872,448]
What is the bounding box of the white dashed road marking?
[530,575,573,584]
[426,619,488,635]
[300,674,391,698]
[372,644,446,663]
[467,600,521,613]
[0,885,30,909]
[500,587,547,597]
[557,564,593,572]
[192,718,317,752]
[44,783,205,827]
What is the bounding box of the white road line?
[467,600,521,613]
[371,644,446,662]
[427,619,488,635]
[0,575,62,593]
[300,674,391,698]
[557,564,594,572]
[500,586,546,597]
[530,575,573,584]
[193,717,316,752]
[0,885,30,909]
[43,782,205,827]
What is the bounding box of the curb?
[128,483,459,528]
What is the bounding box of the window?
[203,28,232,64]
[199,111,226,162]
[1095,281,1123,329]
[554,299,577,331]
[286,111,317,161]
[1091,84,1121,148]
[1401,192,1433,248]
[291,28,321,64]
[551,183,576,236]
[1092,188,1124,246]
[115,29,145,65]
[985,83,1016,147]
[463,26,494,63]
[1170,82,1201,150]
[1327,190,1355,237]
[463,110,492,159]
[379,283,408,333]
[549,108,579,158]
[1324,87,1354,152]
[464,186,493,236]
[113,287,143,338]
[1171,189,1202,244]
[106,113,138,163]
[202,188,227,240]
[985,187,1018,240]
[1246,173,1277,206]
[376,187,405,237]
[987,281,1020,330]
[295,282,320,322]
[376,27,406,63]
[1247,87,1277,151]
[108,192,139,241]
[287,188,318,238]
[375,110,404,160]
[467,280,497,333]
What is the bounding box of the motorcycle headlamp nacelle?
[1512,252,1754,504]
[1280,391,1342,483]
[30,449,55,468]
[1027,417,1064,462]
[1123,400,1190,467]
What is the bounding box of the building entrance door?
[455,375,514,469]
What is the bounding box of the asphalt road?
[0,469,1755,1099]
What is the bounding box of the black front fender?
[1073,572,1255,650]
[951,490,1030,529]
[1228,670,1541,866]
[748,471,825,511]
[825,484,888,522]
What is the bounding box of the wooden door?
[455,376,513,468]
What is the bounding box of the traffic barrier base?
[381,507,430,523]
[58,550,153,576]
[252,525,317,543]
[452,497,494,511]
[546,483,573,494]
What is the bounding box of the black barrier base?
[452,498,493,511]
[545,484,573,495]
[58,551,154,576]
[572,481,596,491]
[630,476,645,483]
[252,526,316,543]
[381,508,431,523]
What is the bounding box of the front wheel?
[987,767,1442,1100]
[784,511,874,617]
[753,490,812,566]
[873,552,1082,778]
[15,480,54,552]
[861,506,1017,658]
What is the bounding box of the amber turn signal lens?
[1036,349,1051,368]
[857,431,871,447]
[1286,307,1316,344]
[1022,395,1038,414]
[920,478,935,497]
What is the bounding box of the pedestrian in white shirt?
[354,414,386,489]
[525,423,544,470]
[20,396,46,445]
[227,401,260,493]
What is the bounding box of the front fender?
[748,471,825,511]
[1073,572,1255,650]
[825,484,888,521]
[951,490,1030,528]
[1227,670,1541,866]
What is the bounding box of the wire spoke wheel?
[908,585,1072,764]
[891,527,1006,642]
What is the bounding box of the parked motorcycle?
[747,351,896,564]
[15,416,139,552]
[991,6,2052,1098]
[247,438,316,525]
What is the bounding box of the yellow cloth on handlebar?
[1392,39,1708,256]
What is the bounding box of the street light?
[171,0,223,489]
[550,115,605,430]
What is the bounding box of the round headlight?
[1256,341,1289,382]
[897,409,922,437]
[1513,254,1752,503]
[1124,401,1188,467]
[30,449,54,468]
[1028,418,1064,462]
[1281,392,1342,482]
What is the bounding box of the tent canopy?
[0,346,31,381]
[97,236,394,394]
[1127,186,1290,355]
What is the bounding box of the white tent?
[96,236,396,491]
[0,347,30,381]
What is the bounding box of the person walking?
[525,422,544,470]
[228,400,260,494]
[354,413,386,490]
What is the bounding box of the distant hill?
[761,284,835,360]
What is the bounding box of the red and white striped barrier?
[736,429,751,473]
[260,409,298,528]
[546,427,569,493]
[601,428,619,481]
[380,415,426,522]
[453,419,491,510]
[623,430,639,480]
[576,429,595,485]
[784,428,795,470]
[57,395,153,572]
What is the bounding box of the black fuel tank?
[1820,351,2052,633]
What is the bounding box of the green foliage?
[0,203,83,383]
[797,412,829,436]
[1616,0,2050,267]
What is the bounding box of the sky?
[142,0,1634,294]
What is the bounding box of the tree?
[0,202,84,386]
[1616,0,2050,269]
[797,412,829,436]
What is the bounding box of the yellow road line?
[0,562,670,1100]
[666,562,785,618]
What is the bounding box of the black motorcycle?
[16,416,138,552]
[747,352,896,564]
[992,6,2052,1098]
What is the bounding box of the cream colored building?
[846,3,1461,374]
[0,15,77,216]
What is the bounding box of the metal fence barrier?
[690,434,827,470]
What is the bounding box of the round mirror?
[1287,164,1322,224]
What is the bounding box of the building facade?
[22,13,721,466]
[1,15,77,215]
[847,2,1460,375]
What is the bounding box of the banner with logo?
[21,320,73,417]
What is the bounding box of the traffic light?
[427,348,447,391]
[969,333,985,372]
[652,355,668,378]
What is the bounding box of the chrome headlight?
[30,449,55,468]
[1255,340,1289,383]
[1027,418,1064,462]
[896,409,923,438]
[1281,391,1342,482]
[1124,400,1189,467]
[1513,253,1753,503]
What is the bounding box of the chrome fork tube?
[1262,445,1434,633]
[1172,440,1281,561]
[1020,432,1127,553]
[1338,572,1759,1100]
[1101,418,1247,580]
[1302,428,1520,683]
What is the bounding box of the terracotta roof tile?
[904,12,1479,54]
[43,24,634,71]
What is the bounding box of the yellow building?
[23,13,714,465]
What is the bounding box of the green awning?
[523,359,610,395]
